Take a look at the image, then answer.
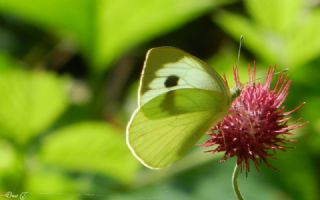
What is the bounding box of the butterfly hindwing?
[128,89,229,168]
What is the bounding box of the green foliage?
[0,69,67,144]
[0,140,22,190]
[268,145,319,200]
[41,122,139,184]
[0,0,318,199]
[0,53,20,70]
[0,0,229,71]
[0,0,92,62]
[113,160,287,200]
[215,0,320,67]
[26,168,80,200]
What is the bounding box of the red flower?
[203,66,305,173]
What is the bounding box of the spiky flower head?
[203,66,305,173]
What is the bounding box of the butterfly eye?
[164,75,179,88]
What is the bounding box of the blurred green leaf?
[208,42,261,83]
[193,160,289,200]
[112,184,191,200]
[0,0,92,56]
[0,53,21,70]
[26,168,80,200]
[214,0,320,68]
[134,149,223,188]
[245,0,302,34]
[0,69,67,144]
[41,122,139,184]
[0,140,22,191]
[97,0,230,69]
[289,63,320,153]
[288,10,320,67]
[0,0,231,71]
[266,142,319,200]
[214,11,275,63]
[207,43,283,89]
[301,97,320,153]
[113,159,291,200]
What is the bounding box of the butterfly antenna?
[254,67,289,82]
[277,67,289,74]
[237,35,244,68]
[230,35,244,99]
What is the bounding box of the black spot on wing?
[164,75,179,88]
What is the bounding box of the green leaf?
[193,161,288,200]
[40,122,139,184]
[0,0,230,71]
[0,0,92,54]
[26,167,81,200]
[0,53,21,70]
[97,0,230,69]
[288,10,320,67]
[0,140,22,190]
[113,159,292,200]
[213,11,276,64]
[207,42,267,85]
[214,0,320,68]
[266,144,319,200]
[0,69,67,144]
[245,0,302,34]
[134,150,223,188]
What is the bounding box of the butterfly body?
[127,47,232,169]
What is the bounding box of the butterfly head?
[230,86,241,101]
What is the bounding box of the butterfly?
[126,46,236,169]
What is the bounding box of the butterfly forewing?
[139,47,230,106]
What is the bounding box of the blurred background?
[0,0,319,199]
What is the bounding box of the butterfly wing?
[139,47,230,106]
[127,47,231,169]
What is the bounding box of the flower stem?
[232,164,244,200]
